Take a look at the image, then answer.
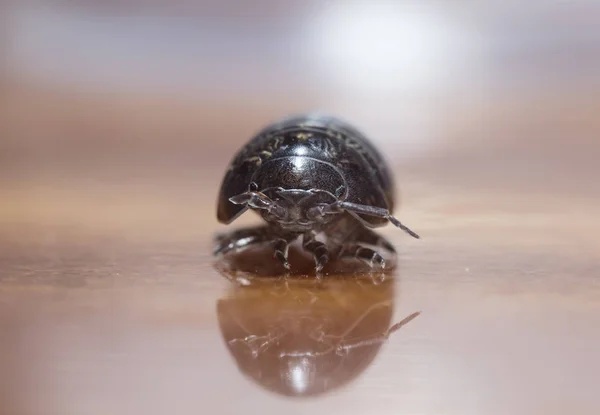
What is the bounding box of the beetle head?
[229,157,347,232]
[228,157,420,239]
[263,187,342,232]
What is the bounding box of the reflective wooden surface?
[1,170,599,415]
[1,2,600,414]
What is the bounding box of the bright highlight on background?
[306,1,467,93]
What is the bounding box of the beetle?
[214,114,419,272]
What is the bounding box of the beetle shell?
[214,113,418,272]
[217,114,396,226]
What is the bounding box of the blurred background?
[2,0,599,198]
[1,1,599,414]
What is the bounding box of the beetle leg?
[213,226,271,255]
[337,202,420,239]
[339,244,386,269]
[302,233,330,272]
[324,220,395,269]
[272,238,291,270]
[350,226,396,254]
[215,227,293,270]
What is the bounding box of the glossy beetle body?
[215,114,419,272]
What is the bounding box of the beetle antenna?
[337,201,420,239]
[229,191,270,208]
[387,216,420,239]
[229,192,285,218]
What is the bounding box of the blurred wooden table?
[1,167,598,415]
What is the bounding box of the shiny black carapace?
[214,114,419,272]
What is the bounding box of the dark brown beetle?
[214,114,419,272]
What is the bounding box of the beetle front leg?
[215,227,295,270]
[214,226,272,255]
[302,233,330,272]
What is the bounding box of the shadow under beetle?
[214,114,419,273]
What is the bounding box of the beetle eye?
[249,182,259,191]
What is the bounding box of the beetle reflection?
[214,248,419,397]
